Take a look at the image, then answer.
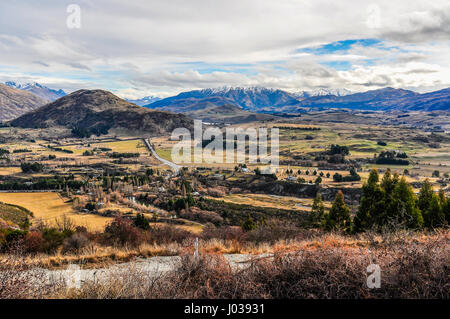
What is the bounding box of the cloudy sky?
[0,0,449,98]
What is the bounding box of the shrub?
[104,217,143,246]
[201,225,244,242]
[41,228,67,253]
[246,220,301,243]
[133,213,151,230]
[23,231,44,254]
[180,207,224,225]
[241,214,257,232]
[63,232,90,253]
[147,224,193,245]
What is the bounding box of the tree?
[21,162,43,173]
[378,170,400,227]
[354,169,384,232]
[333,173,343,182]
[443,196,450,224]
[242,214,256,232]
[314,176,322,184]
[388,177,423,229]
[133,213,150,230]
[417,179,434,212]
[325,191,352,232]
[432,170,440,178]
[310,194,325,227]
[423,195,445,228]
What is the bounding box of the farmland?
[0,192,112,231]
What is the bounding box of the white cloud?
[0,0,449,98]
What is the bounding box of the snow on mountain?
[126,96,161,106]
[4,81,66,102]
[295,88,353,98]
[147,86,299,111]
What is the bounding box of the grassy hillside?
[0,201,33,227]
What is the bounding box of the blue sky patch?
[298,38,383,55]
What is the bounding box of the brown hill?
[187,104,279,124]
[10,89,193,136]
[0,84,48,122]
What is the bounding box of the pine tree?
[380,169,398,194]
[325,191,352,232]
[389,177,423,229]
[417,179,434,212]
[443,196,450,224]
[310,193,325,227]
[354,168,384,232]
[423,194,445,228]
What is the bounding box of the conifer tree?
[325,191,352,232]
[417,179,434,212]
[310,193,325,227]
[442,196,450,224]
[354,168,384,231]
[423,194,445,228]
[389,177,423,229]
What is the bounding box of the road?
[143,139,182,174]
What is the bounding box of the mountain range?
[0,84,48,121]
[126,96,161,106]
[10,90,193,136]
[146,87,300,112]
[1,82,449,130]
[5,81,66,102]
[146,86,450,113]
[294,88,353,99]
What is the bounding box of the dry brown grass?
[53,230,449,299]
[3,230,447,270]
[0,242,181,269]
[0,230,448,299]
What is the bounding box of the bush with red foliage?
[103,216,143,246]
[23,231,44,254]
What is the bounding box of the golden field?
[0,192,112,231]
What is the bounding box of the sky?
[0,0,449,99]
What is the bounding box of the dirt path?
[44,254,272,285]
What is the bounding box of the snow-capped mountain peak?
[4,81,66,102]
[5,81,23,89]
[126,95,161,106]
[201,86,279,95]
[295,88,352,98]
